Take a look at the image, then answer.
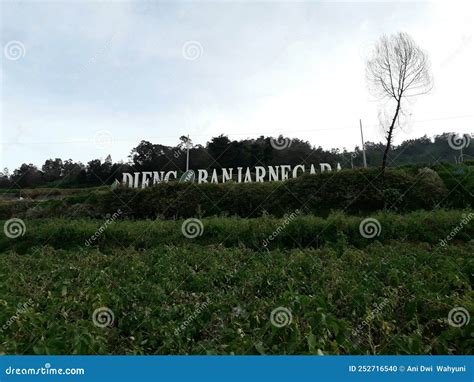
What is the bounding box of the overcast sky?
[1,0,473,170]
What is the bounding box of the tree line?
[0,132,471,189]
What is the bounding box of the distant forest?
[1,132,472,189]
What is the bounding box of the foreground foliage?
[0,210,472,253]
[0,210,472,355]
[0,242,472,355]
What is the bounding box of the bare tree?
[366,32,433,172]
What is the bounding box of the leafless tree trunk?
[366,32,433,173]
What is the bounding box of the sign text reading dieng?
[122,162,341,188]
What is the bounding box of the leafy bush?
[2,167,470,220]
[91,169,449,220]
[1,210,472,253]
[0,241,471,355]
[1,209,472,355]
[431,163,474,208]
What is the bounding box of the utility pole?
[186,134,190,171]
[359,119,367,168]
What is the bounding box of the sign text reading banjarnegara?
[121,162,342,188]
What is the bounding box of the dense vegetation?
[1,132,472,189]
[0,210,472,355]
[1,163,472,355]
[3,165,473,220]
[1,210,472,253]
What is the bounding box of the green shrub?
[93,168,449,220]
[431,163,474,208]
[1,210,472,253]
[2,168,467,220]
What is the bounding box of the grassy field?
[0,210,472,355]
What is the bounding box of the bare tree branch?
[366,32,433,172]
